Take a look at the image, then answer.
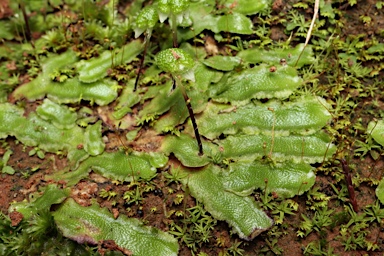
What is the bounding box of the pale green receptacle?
[134,5,158,38]
[155,48,194,78]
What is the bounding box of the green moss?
[6,0,381,254]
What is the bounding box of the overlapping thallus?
[2,0,337,255]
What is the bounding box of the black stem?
[19,2,32,43]
[171,14,178,48]
[180,90,203,155]
[134,35,149,92]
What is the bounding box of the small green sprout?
[304,241,335,256]
[305,186,331,210]
[297,207,334,238]
[1,149,15,175]
[227,240,245,256]
[364,202,384,223]
[271,199,298,225]
[173,193,184,205]
[29,147,45,159]
[99,189,117,201]
[164,167,188,185]
[168,202,217,253]
[123,187,143,205]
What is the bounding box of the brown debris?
[98,240,132,256]
[71,181,98,206]
[9,210,23,227]
[0,0,12,19]
[205,35,219,56]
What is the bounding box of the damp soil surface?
[1,0,384,255]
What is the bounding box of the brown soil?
[0,0,13,19]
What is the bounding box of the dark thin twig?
[19,2,33,44]
[133,37,149,91]
[134,31,152,91]
[171,14,178,48]
[172,30,178,48]
[340,158,358,212]
[180,90,203,155]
